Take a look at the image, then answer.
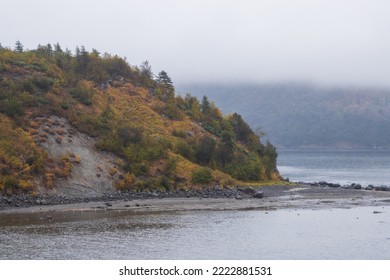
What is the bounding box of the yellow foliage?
[30,121,39,129]
[19,180,33,190]
[0,114,46,193]
[56,128,65,135]
[108,167,117,176]
[0,46,281,194]
[115,173,135,190]
[97,164,104,172]
[29,128,39,135]
[45,173,55,189]
[58,154,73,177]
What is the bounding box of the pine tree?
[75,46,89,73]
[14,40,24,53]
[75,46,80,57]
[54,43,63,54]
[157,70,173,86]
[156,70,174,100]
[45,43,53,56]
[201,96,210,114]
[140,60,153,79]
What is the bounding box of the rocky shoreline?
[1,181,390,211]
[301,181,390,191]
[0,186,265,210]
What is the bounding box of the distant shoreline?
[277,149,390,152]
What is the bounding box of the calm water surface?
[278,150,390,186]
[1,150,390,260]
[1,206,390,259]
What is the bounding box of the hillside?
[0,43,280,195]
[177,83,390,149]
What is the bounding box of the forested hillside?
[178,83,390,149]
[0,42,279,195]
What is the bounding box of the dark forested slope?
[178,83,390,149]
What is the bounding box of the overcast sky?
[2,0,390,86]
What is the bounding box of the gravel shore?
[1,183,390,216]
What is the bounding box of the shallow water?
[1,206,390,259]
[278,150,390,186]
[2,150,389,260]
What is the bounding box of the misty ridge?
[177,83,390,150]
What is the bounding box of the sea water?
[277,150,390,186]
[1,150,390,260]
[0,206,390,259]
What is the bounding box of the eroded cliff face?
[34,115,121,197]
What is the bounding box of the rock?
[36,199,48,205]
[235,194,242,200]
[354,184,362,190]
[381,185,390,191]
[186,131,194,137]
[373,211,382,214]
[253,191,264,199]
[375,186,389,191]
[239,187,256,195]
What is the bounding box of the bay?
[277,150,390,186]
[2,150,390,260]
[1,206,390,259]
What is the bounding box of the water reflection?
[1,207,390,259]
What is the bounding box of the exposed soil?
[33,115,121,196]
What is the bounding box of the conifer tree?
[157,70,173,86]
[201,96,210,114]
[14,40,24,52]
[54,43,63,54]
[156,70,174,100]
[140,60,152,78]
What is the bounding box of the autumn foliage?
[0,42,280,194]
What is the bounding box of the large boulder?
[239,187,256,195]
[253,191,264,199]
